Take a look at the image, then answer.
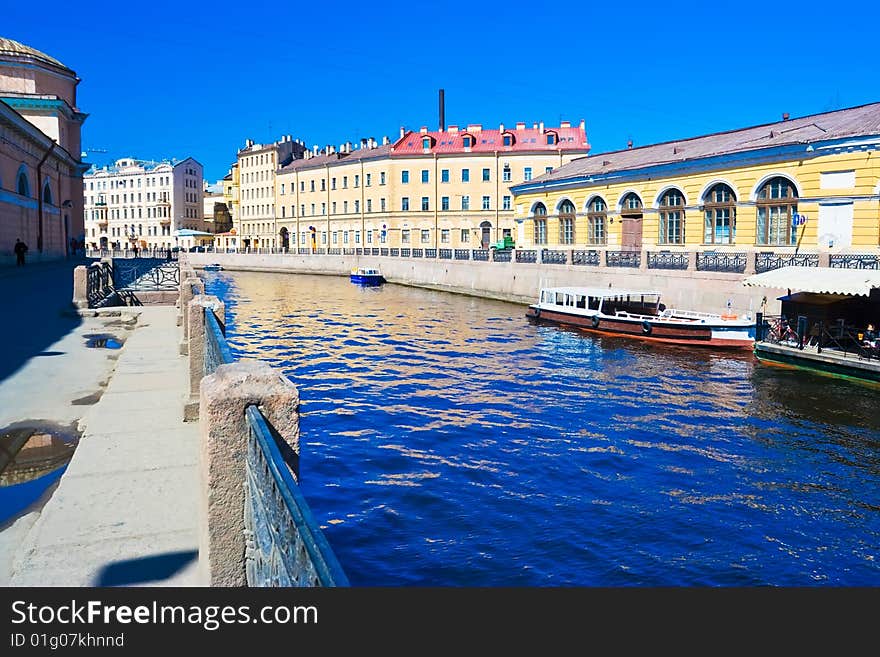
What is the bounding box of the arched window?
[756,177,798,245]
[42,180,53,205]
[558,200,576,244]
[587,197,607,245]
[533,202,547,245]
[620,192,642,213]
[16,167,30,197]
[658,189,685,244]
[702,184,736,244]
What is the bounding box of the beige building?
[237,135,306,248]
[273,121,590,252]
[0,37,88,262]
[83,157,204,251]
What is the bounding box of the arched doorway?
[480,221,492,249]
[279,227,289,249]
[619,192,643,251]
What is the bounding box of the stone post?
[598,248,608,269]
[819,252,831,267]
[639,248,649,271]
[744,250,757,275]
[72,265,88,309]
[198,359,300,587]
[178,276,204,340]
[687,250,698,271]
[184,294,225,421]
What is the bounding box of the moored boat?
[526,286,755,348]
[350,267,384,286]
[203,263,223,271]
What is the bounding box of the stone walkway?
[0,261,200,586]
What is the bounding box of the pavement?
[0,259,200,586]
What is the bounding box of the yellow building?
[512,103,880,260]
[274,121,590,252]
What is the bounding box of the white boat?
[526,287,755,348]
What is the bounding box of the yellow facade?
[514,147,880,253]
[275,149,584,251]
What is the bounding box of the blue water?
[204,271,880,586]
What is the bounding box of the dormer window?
[462,135,473,148]
[546,132,557,145]
[503,134,513,147]
[422,136,431,150]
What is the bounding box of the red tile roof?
[391,124,589,155]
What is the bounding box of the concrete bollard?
[184,294,225,421]
[198,359,300,587]
[72,265,88,308]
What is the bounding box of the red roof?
[391,124,589,155]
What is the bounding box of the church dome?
[0,37,72,73]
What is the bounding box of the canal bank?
[183,251,785,317]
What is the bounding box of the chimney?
[782,112,790,121]
[516,122,526,130]
[448,125,459,133]
[345,141,352,153]
[370,137,377,149]
[499,123,505,133]
[312,145,319,156]
[361,138,368,149]
[579,119,585,130]
[399,126,406,139]
[533,122,538,130]
[627,139,633,149]
[560,120,570,128]
[439,88,445,131]
[539,121,544,133]
[420,126,428,134]
[382,136,390,145]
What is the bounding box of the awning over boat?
[742,266,880,297]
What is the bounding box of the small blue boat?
[350,267,384,286]
[203,263,223,271]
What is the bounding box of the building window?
[311,203,315,215]
[381,198,386,212]
[533,202,547,244]
[502,195,511,211]
[421,197,430,211]
[482,196,491,210]
[321,202,326,215]
[502,165,511,182]
[621,193,643,212]
[343,176,348,189]
[367,230,373,244]
[321,178,326,191]
[421,169,429,183]
[367,199,372,212]
[355,231,361,244]
[587,197,607,245]
[380,172,386,185]
[503,134,512,147]
[402,197,410,211]
[343,201,348,213]
[482,168,490,182]
[343,231,349,244]
[441,169,449,183]
[461,169,470,183]
[658,189,685,244]
[421,229,430,243]
[756,177,798,246]
[460,229,469,243]
[422,137,431,149]
[16,168,30,197]
[366,173,371,186]
[702,184,736,244]
[401,170,409,184]
[524,167,532,181]
[332,177,337,190]
[281,183,285,195]
[310,180,315,192]
[463,136,473,148]
[332,231,338,244]
[558,200,576,244]
[402,229,410,244]
[332,201,337,214]
[441,229,450,243]
[355,200,360,213]
[321,231,327,244]
[461,195,470,211]
[441,196,449,211]
[354,174,360,188]
[545,166,553,174]
[546,133,557,145]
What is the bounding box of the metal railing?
[541,250,567,265]
[572,250,600,266]
[515,250,537,263]
[472,249,489,261]
[757,314,879,361]
[86,261,113,307]
[697,251,747,273]
[203,308,348,587]
[606,250,640,268]
[647,251,688,270]
[425,248,437,258]
[390,248,400,257]
[493,249,512,262]
[439,249,453,259]
[755,252,819,273]
[454,249,470,260]
[412,248,423,258]
[829,253,879,270]
[112,258,180,291]
[401,248,411,257]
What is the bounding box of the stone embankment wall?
[184,253,788,316]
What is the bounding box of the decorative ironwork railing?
[472,249,489,261]
[515,250,537,263]
[454,249,470,260]
[298,248,310,255]
[541,250,567,265]
[343,248,356,255]
[412,248,423,258]
[606,251,641,268]
[696,251,747,273]
[493,249,512,262]
[380,248,389,256]
[572,250,600,266]
[328,248,341,255]
[401,248,411,257]
[829,253,880,270]
[112,258,180,291]
[647,251,688,270]
[425,249,437,258]
[355,248,364,255]
[203,308,348,587]
[371,248,380,256]
[314,248,326,255]
[755,252,819,273]
[439,249,453,259]
[86,262,113,307]
[390,248,400,257]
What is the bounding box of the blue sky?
[6,0,878,182]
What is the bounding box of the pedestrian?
[133,244,139,258]
[166,246,172,260]
[13,238,28,266]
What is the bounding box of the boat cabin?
[539,288,663,316]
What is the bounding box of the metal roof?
[742,266,880,297]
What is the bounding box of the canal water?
[204,271,880,586]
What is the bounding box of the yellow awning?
[742,266,880,297]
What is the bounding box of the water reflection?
[204,271,880,586]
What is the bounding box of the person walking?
[13,238,28,266]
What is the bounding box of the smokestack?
[782,112,790,121]
[439,88,445,131]
[627,139,633,149]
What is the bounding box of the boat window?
[565,295,574,306]
[555,292,564,305]
[576,296,586,309]
[589,297,601,310]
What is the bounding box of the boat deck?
[754,341,880,383]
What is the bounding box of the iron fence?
[755,252,819,273]
[696,251,747,273]
[647,251,688,270]
[515,250,537,263]
[541,250,567,265]
[606,251,640,268]
[572,250,600,266]
[829,253,880,269]
[472,249,489,261]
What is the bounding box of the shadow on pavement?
[0,259,85,384]
[95,550,198,586]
